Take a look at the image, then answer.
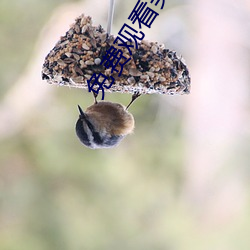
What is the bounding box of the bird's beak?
[77,105,86,119]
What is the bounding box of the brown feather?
[85,102,134,135]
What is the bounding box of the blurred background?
[1,0,250,249]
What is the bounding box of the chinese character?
[128,0,159,29]
[113,24,145,55]
[87,73,114,100]
[100,46,131,76]
[150,0,165,10]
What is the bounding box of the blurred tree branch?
[0,1,107,139]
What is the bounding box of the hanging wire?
[107,0,115,34]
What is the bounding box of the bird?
[75,92,140,149]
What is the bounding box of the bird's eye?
[42,7,190,150]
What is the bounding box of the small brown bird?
[75,92,140,149]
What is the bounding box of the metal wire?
[107,0,115,34]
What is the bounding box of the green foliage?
[1,1,250,250]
